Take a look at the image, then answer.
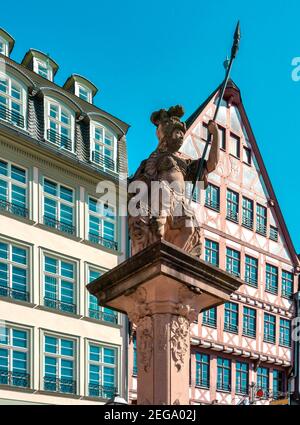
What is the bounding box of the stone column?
[87,240,242,405]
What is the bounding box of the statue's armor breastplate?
[148,152,188,177]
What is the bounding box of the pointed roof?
[186,80,300,269]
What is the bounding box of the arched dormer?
[43,95,75,153]
[63,74,98,104]
[0,28,15,57]
[0,70,27,129]
[21,49,58,82]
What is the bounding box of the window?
[196,353,210,388]
[224,302,238,333]
[43,255,76,314]
[229,133,240,158]
[243,147,252,165]
[273,370,284,400]
[88,268,118,324]
[279,318,291,347]
[204,239,219,267]
[219,126,226,150]
[45,98,74,151]
[245,255,258,287]
[256,204,267,236]
[266,264,278,295]
[43,178,75,235]
[236,361,249,395]
[243,307,256,338]
[226,248,240,277]
[226,190,239,222]
[88,197,117,250]
[44,335,76,394]
[33,58,52,81]
[270,226,278,242]
[0,160,27,218]
[0,37,9,56]
[205,184,220,211]
[75,84,92,103]
[257,367,269,397]
[0,326,29,388]
[264,313,276,343]
[0,73,26,128]
[282,271,293,299]
[91,123,116,172]
[217,357,231,392]
[242,197,254,229]
[88,343,117,399]
[202,307,217,328]
[0,241,29,302]
[133,336,137,376]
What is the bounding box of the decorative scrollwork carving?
[137,316,153,372]
[170,316,189,371]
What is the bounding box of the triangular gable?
[185,79,299,268]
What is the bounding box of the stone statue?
[128,105,219,257]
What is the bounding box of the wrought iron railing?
[88,383,116,399]
[270,227,279,242]
[0,286,29,302]
[44,215,76,236]
[256,223,267,236]
[195,378,210,389]
[226,209,239,223]
[0,104,25,128]
[217,382,231,392]
[88,232,118,251]
[205,198,220,212]
[224,322,238,334]
[46,129,72,151]
[0,369,30,388]
[133,366,138,376]
[236,385,249,395]
[44,297,76,314]
[242,216,253,229]
[264,334,276,344]
[244,275,258,287]
[89,308,118,324]
[92,151,116,172]
[0,199,28,219]
[242,327,256,338]
[279,336,291,347]
[44,376,76,394]
[265,283,278,295]
[202,316,217,328]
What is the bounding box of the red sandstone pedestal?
[87,240,242,405]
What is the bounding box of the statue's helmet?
[150,105,186,134]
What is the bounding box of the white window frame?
[42,176,75,234]
[87,195,117,249]
[0,37,9,56]
[42,332,77,393]
[0,72,27,129]
[86,340,119,398]
[90,122,117,172]
[75,82,92,103]
[0,157,28,213]
[33,58,53,81]
[44,97,75,152]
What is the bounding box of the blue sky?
[2,0,300,252]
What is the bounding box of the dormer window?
[0,72,26,129]
[33,58,53,81]
[44,97,74,152]
[21,50,58,82]
[90,122,116,172]
[0,29,14,57]
[0,37,8,56]
[76,84,92,103]
[63,75,97,104]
